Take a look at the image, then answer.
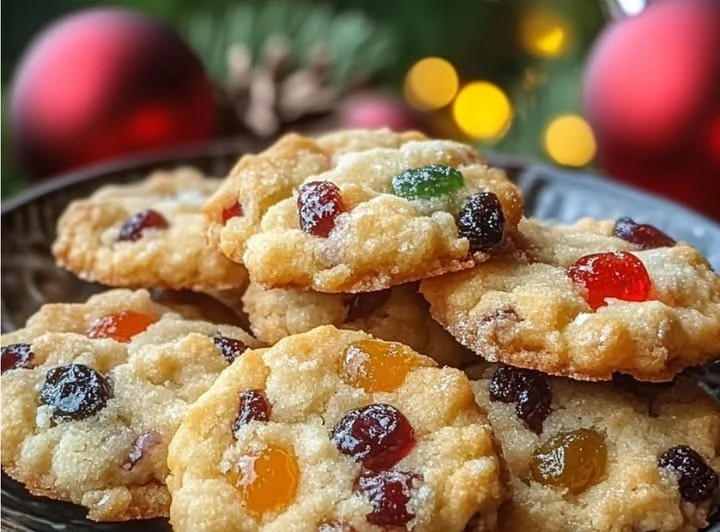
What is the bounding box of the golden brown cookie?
[1,289,258,521]
[242,282,475,367]
[167,326,507,531]
[205,129,427,261]
[241,134,522,292]
[467,363,720,532]
[421,218,720,381]
[53,167,248,292]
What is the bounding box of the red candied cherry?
[356,470,419,527]
[567,251,652,310]
[613,217,675,250]
[221,201,243,223]
[1,343,35,374]
[117,209,169,241]
[331,403,416,471]
[298,181,345,237]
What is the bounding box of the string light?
[544,114,596,167]
[404,57,459,111]
[520,8,569,58]
[452,81,512,141]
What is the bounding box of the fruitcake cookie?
[1,289,258,521]
[467,363,720,532]
[167,326,507,532]
[205,129,427,259]
[53,167,249,292]
[421,217,720,381]
[242,283,475,367]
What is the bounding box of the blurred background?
[3,0,719,218]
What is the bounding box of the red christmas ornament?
[584,0,720,218]
[11,8,217,179]
[340,93,421,132]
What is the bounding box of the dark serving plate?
[2,141,719,531]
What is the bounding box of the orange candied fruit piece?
[228,444,300,516]
[86,311,156,343]
[340,339,420,393]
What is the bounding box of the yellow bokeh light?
[404,57,459,111]
[452,81,512,141]
[520,8,568,58]
[544,114,596,167]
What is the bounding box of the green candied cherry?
[391,164,465,200]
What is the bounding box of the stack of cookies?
[2,129,719,532]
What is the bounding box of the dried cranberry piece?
[233,390,272,436]
[356,470,418,527]
[489,364,552,434]
[457,192,505,253]
[567,251,652,310]
[316,521,358,532]
[344,290,391,322]
[213,334,248,363]
[122,431,163,470]
[298,181,345,237]
[40,364,112,421]
[1,343,35,374]
[331,404,415,471]
[613,217,675,250]
[117,209,169,242]
[659,445,719,502]
[222,201,244,223]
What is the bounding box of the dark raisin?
[344,290,391,322]
[117,209,169,242]
[40,364,112,421]
[356,470,418,527]
[233,390,272,436]
[1,343,35,374]
[457,192,505,253]
[316,521,358,532]
[331,404,415,471]
[298,181,345,237]
[489,364,552,434]
[659,445,719,501]
[213,334,248,363]
[613,217,675,250]
[122,431,163,470]
[222,201,244,223]
[390,164,465,200]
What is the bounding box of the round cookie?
[467,363,720,532]
[242,282,475,368]
[1,289,259,521]
[242,134,523,292]
[205,129,427,260]
[167,326,508,532]
[421,217,720,381]
[53,167,249,292]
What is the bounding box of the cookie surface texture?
[52,167,248,292]
[1,289,258,521]
[205,129,427,263]
[237,132,522,292]
[421,218,720,381]
[167,326,507,532]
[468,364,720,532]
[242,283,475,367]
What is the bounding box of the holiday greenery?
[2,0,605,197]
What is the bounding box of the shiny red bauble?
[11,8,217,178]
[584,0,720,218]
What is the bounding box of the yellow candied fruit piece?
[228,444,300,516]
[530,428,607,494]
[340,339,420,393]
